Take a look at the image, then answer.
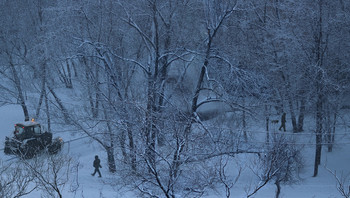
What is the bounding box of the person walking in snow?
[279,112,286,132]
[91,155,102,177]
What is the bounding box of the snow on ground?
[0,105,131,198]
[1,104,350,198]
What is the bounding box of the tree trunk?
[313,72,324,176]
[330,112,337,152]
[44,88,51,132]
[313,0,325,177]
[242,97,248,142]
[171,135,182,180]
[127,123,136,171]
[58,60,73,89]
[287,97,297,133]
[20,98,30,122]
[275,180,281,198]
[313,95,323,177]
[326,103,332,152]
[35,63,47,119]
[83,56,99,118]
[144,3,162,168]
[326,105,337,152]
[47,85,70,123]
[314,63,324,177]
[10,61,29,121]
[297,98,306,132]
[106,146,116,173]
[266,105,270,144]
[145,73,156,167]
[66,60,73,88]
[92,61,100,118]
[119,128,127,162]
[103,104,117,173]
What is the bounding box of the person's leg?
[92,168,97,176]
[97,169,102,177]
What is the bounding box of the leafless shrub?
[21,153,78,198]
[247,134,303,198]
[327,168,350,198]
[0,159,36,198]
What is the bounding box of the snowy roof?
[15,121,40,127]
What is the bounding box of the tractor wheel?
[21,141,40,159]
[4,138,12,155]
[21,147,35,159]
[4,137,19,155]
[48,138,63,155]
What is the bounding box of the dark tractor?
[4,120,63,159]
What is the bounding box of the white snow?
[1,104,350,198]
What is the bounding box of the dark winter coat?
[281,113,286,123]
[93,158,102,169]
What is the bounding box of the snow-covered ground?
[1,104,350,198]
[0,105,130,198]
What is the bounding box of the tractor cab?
[13,121,44,140]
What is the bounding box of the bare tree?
[217,156,242,198]
[247,134,303,198]
[21,153,77,198]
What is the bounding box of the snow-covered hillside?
[1,105,350,197]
